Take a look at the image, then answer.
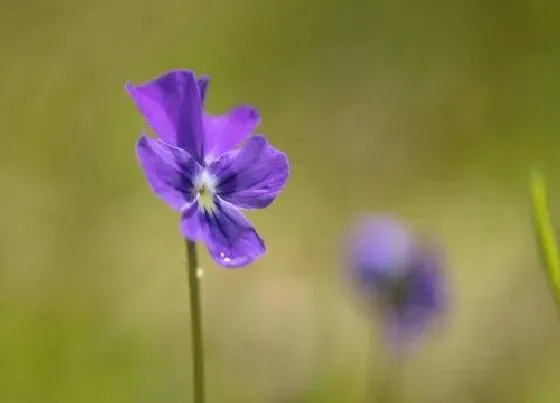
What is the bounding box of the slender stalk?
[369,328,401,403]
[376,353,401,403]
[530,170,560,315]
[186,240,205,403]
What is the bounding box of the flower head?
[127,70,289,268]
[345,214,446,348]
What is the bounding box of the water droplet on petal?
[218,251,231,263]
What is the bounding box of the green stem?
[530,169,560,314]
[186,240,205,403]
[369,329,401,403]
[376,354,400,403]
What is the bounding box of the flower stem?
[186,240,205,403]
[369,329,401,403]
[375,356,400,403]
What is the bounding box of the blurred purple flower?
[345,214,446,348]
[126,70,289,268]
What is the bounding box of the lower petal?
[202,198,265,268]
[408,245,446,315]
[179,201,205,241]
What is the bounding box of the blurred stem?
[369,329,401,403]
[376,355,400,403]
[186,240,205,403]
[530,169,560,314]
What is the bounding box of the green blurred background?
[2,0,560,402]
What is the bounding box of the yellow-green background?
[2,0,560,402]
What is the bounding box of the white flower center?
[193,170,217,212]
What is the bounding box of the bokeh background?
[2,0,560,402]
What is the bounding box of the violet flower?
[126,70,289,268]
[345,214,446,348]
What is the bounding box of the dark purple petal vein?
[136,134,201,211]
[209,135,289,209]
[202,198,265,267]
[179,200,205,241]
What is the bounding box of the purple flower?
[345,214,446,348]
[126,70,289,268]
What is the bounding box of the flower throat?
[194,171,217,212]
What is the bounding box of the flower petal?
[209,135,289,209]
[180,197,265,267]
[384,245,446,350]
[203,105,260,159]
[136,134,202,211]
[197,198,265,267]
[406,245,446,316]
[179,200,205,241]
[126,70,205,162]
[349,215,414,276]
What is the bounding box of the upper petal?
[203,105,260,160]
[136,134,202,211]
[201,198,265,268]
[126,70,205,162]
[346,215,415,292]
[209,135,289,209]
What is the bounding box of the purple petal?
[390,248,446,350]
[385,272,443,349]
[394,271,440,326]
[380,265,444,352]
[179,201,205,241]
[126,70,205,162]
[347,215,414,292]
[203,105,260,159]
[186,197,265,268]
[407,245,447,316]
[208,135,289,209]
[136,134,202,211]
